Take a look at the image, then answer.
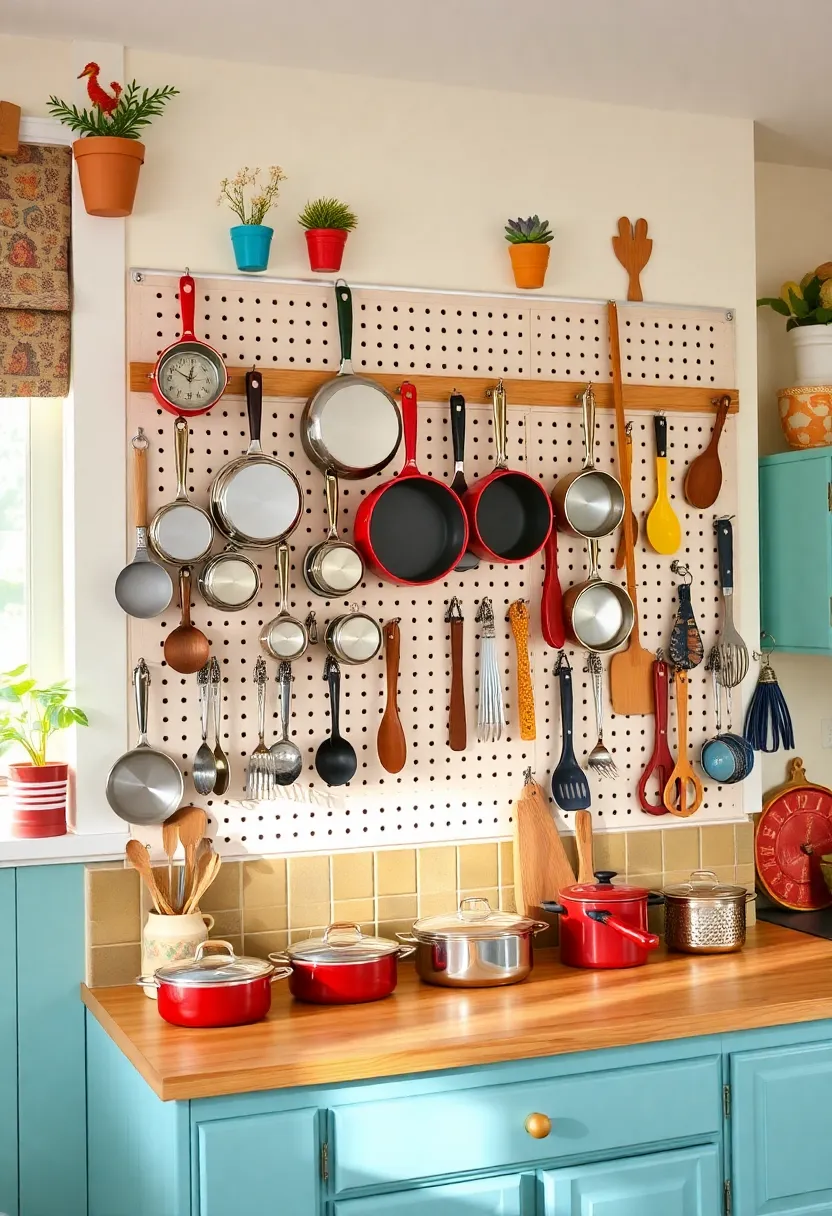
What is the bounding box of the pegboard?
[126,271,743,855]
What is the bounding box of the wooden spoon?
[663,670,704,817]
[574,809,594,884]
[170,805,207,901]
[684,394,731,510]
[126,839,174,915]
[377,619,406,773]
[164,566,210,675]
[184,850,221,915]
[161,817,180,913]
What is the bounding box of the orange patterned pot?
[778,386,832,448]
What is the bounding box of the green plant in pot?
[505,215,554,290]
[298,197,358,273]
[218,165,287,273]
[0,666,88,839]
[47,67,179,217]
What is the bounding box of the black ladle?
[315,656,357,787]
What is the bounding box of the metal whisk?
[584,652,618,779]
[476,597,505,743]
[246,657,276,800]
[713,517,749,690]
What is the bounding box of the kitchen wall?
[755,161,832,791]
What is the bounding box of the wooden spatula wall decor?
[513,769,576,915]
[612,217,652,301]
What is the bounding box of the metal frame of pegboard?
[126,271,746,856]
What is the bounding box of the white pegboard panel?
[127,272,744,854]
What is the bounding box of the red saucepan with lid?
[136,940,291,1027]
[543,871,663,969]
[270,922,414,1004]
[151,273,228,417]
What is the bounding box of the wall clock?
[755,757,832,910]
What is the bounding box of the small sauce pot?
[137,940,291,1027]
[543,871,663,969]
[270,923,414,1004]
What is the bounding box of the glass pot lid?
[562,871,651,902]
[663,869,748,900]
[286,922,401,964]
[411,897,541,940]
[155,940,274,986]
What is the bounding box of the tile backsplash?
[85,823,756,987]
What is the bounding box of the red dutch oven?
[137,940,291,1027]
[270,922,414,1004]
[543,871,664,969]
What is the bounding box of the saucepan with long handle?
[106,659,184,826]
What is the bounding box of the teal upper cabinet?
[540,1145,721,1216]
[195,1108,319,1216]
[731,1042,832,1215]
[759,449,832,653]
[334,1174,527,1215]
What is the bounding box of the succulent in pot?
[505,214,554,290]
[298,196,358,273]
[218,165,287,273]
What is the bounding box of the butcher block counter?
[82,922,832,1102]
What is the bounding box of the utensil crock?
[140,910,215,1001]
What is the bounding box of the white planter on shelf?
[789,325,832,385]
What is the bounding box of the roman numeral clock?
[756,758,832,910]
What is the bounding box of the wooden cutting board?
[513,778,576,914]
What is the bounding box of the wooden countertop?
[82,924,832,1102]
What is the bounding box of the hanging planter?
[298,197,357,273]
[47,69,179,218]
[218,166,286,274]
[505,215,553,290]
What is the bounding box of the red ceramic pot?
[8,761,68,838]
[543,871,663,969]
[271,922,414,1004]
[305,228,348,273]
[137,940,291,1028]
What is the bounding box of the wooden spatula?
[513,771,576,915]
[684,395,731,510]
[608,301,655,717]
[612,217,652,302]
[378,618,406,773]
[574,809,594,883]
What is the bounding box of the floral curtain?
[0,143,71,398]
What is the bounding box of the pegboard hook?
[445,597,463,623]
[523,766,533,786]
[475,597,495,635]
[670,559,693,586]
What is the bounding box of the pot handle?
[647,892,665,907]
[541,901,566,916]
[194,939,236,961]
[396,945,417,961]
[323,922,364,943]
[269,967,293,986]
[135,975,160,990]
[587,910,660,950]
[531,922,551,936]
[395,932,419,945]
[745,891,757,904]
[268,952,290,964]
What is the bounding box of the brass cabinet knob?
[524,1112,552,1139]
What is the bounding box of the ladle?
[315,656,357,787]
[164,566,211,674]
[270,661,303,785]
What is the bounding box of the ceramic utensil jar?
[140,910,215,1000]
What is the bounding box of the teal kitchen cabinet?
[333,1175,527,1214]
[0,868,17,1216]
[195,1108,319,1215]
[540,1145,721,1216]
[759,449,832,653]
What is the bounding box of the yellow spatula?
[646,414,681,555]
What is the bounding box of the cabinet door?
[334,1174,526,1214]
[732,1043,832,1215]
[196,1108,318,1216]
[541,1145,721,1216]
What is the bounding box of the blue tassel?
[743,648,794,753]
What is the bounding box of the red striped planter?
[8,762,68,838]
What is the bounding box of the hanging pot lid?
[561,871,651,903]
[286,922,401,964]
[663,869,748,900]
[154,940,274,986]
[411,897,540,940]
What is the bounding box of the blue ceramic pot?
[230,224,273,273]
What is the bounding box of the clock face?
[756,783,832,910]
[157,349,223,411]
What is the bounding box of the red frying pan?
[151,273,228,417]
[354,382,468,585]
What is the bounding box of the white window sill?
[0,828,129,867]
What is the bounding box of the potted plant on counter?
[505,215,554,289]
[759,265,832,447]
[47,68,179,217]
[218,165,287,273]
[0,667,88,839]
[298,197,358,273]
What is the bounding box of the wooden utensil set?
[126,805,221,916]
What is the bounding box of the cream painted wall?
[756,160,832,792]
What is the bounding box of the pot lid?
[663,869,748,899]
[286,922,401,964]
[411,897,540,939]
[561,871,650,902]
[155,940,273,986]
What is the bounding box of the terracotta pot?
[73,137,145,217]
[7,761,68,838]
[508,242,550,290]
[777,386,832,449]
[305,228,348,273]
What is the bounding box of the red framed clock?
[755,758,832,910]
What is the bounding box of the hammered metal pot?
[663,870,756,954]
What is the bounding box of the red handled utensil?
[637,657,673,815]
[541,497,565,648]
[151,273,228,417]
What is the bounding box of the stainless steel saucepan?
[260,543,310,661]
[198,546,260,611]
[149,416,214,566]
[398,898,547,988]
[563,538,634,652]
[303,470,364,597]
[325,604,382,665]
[106,659,184,826]
[552,385,625,539]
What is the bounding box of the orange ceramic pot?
[73,137,145,217]
[508,243,550,290]
[777,386,832,448]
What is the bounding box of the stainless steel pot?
[663,870,756,954]
[552,385,625,539]
[399,897,547,988]
[198,546,260,611]
[303,470,364,597]
[325,605,382,665]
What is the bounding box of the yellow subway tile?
[735,822,754,866]
[418,891,456,917]
[459,843,499,890]
[700,825,736,870]
[332,852,374,901]
[663,869,697,888]
[243,858,286,908]
[244,930,288,959]
[377,919,416,941]
[207,909,242,937]
[499,841,514,886]
[626,873,664,892]
[625,832,662,878]
[87,866,141,946]
[376,849,416,896]
[332,899,375,926]
[417,846,457,895]
[736,864,756,888]
[499,887,517,912]
[290,901,331,930]
[710,865,739,885]
[288,855,331,906]
[88,943,141,988]
[244,905,288,934]
[200,861,241,912]
[377,894,417,922]
[289,926,326,945]
[594,831,626,874]
[662,827,699,875]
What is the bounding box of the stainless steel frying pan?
[149,416,214,565]
[301,281,402,479]
[105,659,184,826]
[210,369,302,548]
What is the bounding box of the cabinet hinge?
[827,482,832,511]
[724,1178,732,1216]
[723,1083,731,1119]
[320,1141,329,1184]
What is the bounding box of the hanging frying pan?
[354,382,468,585]
[210,370,302,548]
[149,416,214,565]
[151,273,227,417]
[301,280,402,479]
[464,380,552,562]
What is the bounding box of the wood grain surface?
[83,925,832,1102]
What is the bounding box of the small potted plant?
[298,197,357,273]
[759,266,832,447]
[505,215,554,289]
[47,67,179,217]
[0,667,88,839]
[218,165,287,273]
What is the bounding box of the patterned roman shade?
[0,143,71,397]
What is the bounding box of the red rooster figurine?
[77,63,122,117]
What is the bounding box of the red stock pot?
[543,871,664,969]
[137,940,291,1027]
[270,922,414,1004]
